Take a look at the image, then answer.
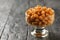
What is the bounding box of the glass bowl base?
[31,29,48,38]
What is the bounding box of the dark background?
[0,0,60,40]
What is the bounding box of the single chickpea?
[37,12,41,16]
[49,11,53,15]
[32,22,38,25]
[39,16,43,20]
[35,19,39,22]
[45,13,49,17]
[41,11,45,14]
[33,14,38,18]
[42,6,47,10]
[45,17,48,21]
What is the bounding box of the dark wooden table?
[0,0,60,40]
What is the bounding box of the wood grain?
[0,0,60,40]
[0,0,15,39]
[1,0,29,40]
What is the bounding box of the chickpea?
[33,14,38,18]
[39,16,43,20]
[35,19,39,22]
[41,11,45,14]
[45,13,49,17]
[42,6,47,10]
[25,5,54,27]
[37,12,41,16]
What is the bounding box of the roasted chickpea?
[25,5,54,27]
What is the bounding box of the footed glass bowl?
[25,5,55,37]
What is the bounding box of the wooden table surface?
[0,0,60,40]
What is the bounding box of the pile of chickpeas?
[25,5,54,27]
